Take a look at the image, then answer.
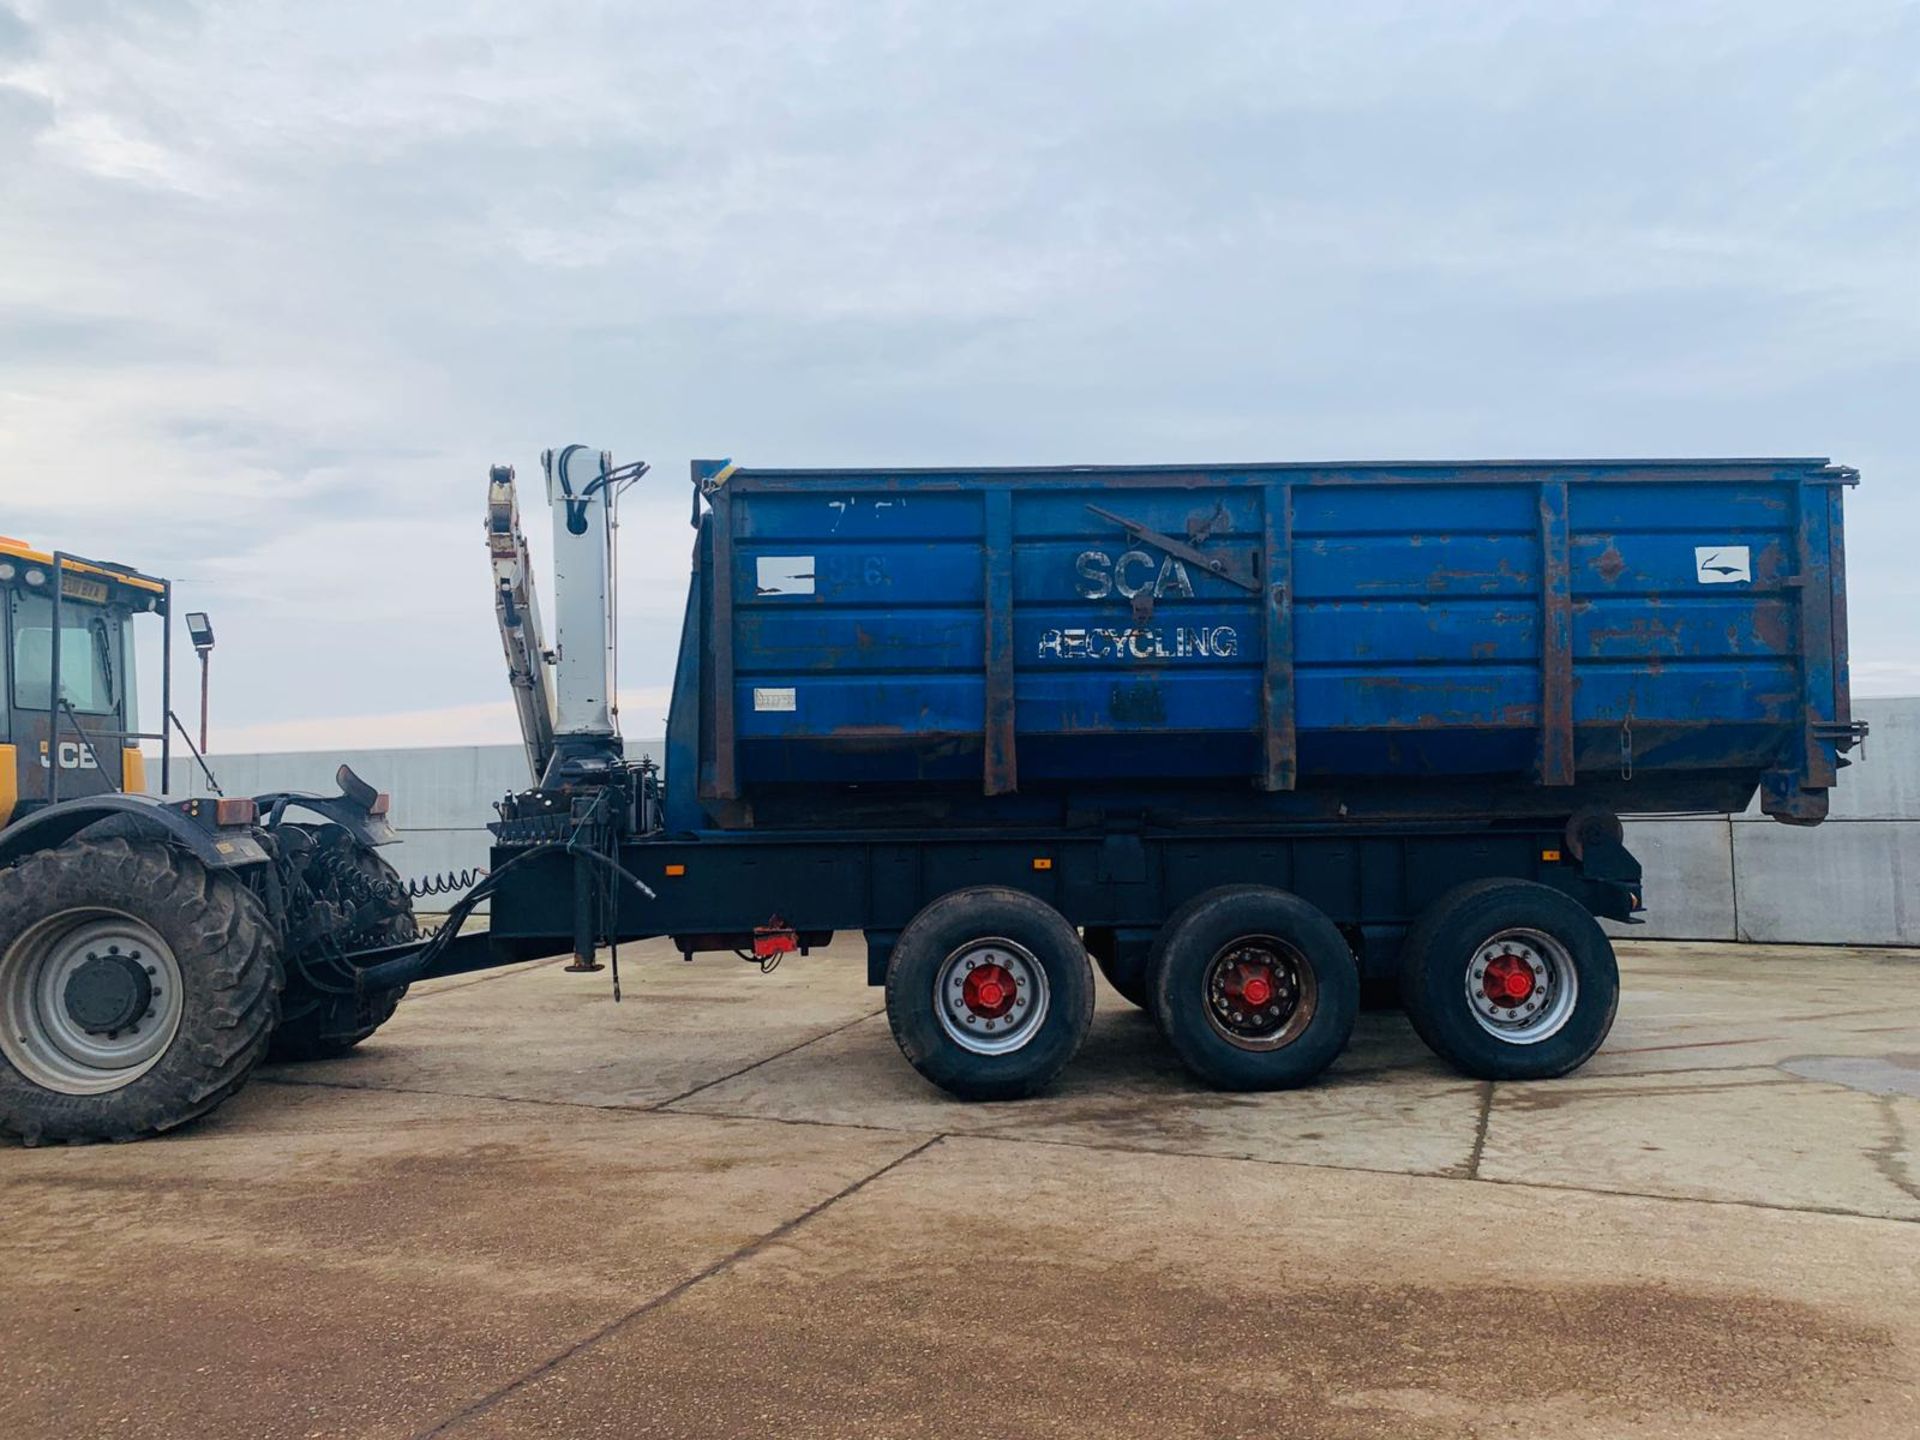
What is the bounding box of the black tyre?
[271,830,415,1062]
[1148,885,1359,1091]
[1084,927,1151,1009]
[0,837,282,1145]
[1398,879,1619,1081]
[886,887,1095,1101]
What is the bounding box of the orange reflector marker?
[1541,849,1563,862]
[664,864,686,877]
[213,797,257,827]
[1032,857,1053,871]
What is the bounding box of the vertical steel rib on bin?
[983,486,1018,796]
[706,485,739,801]
[1796,473,1838,790]
[1259,482,1296,792]
[1537,477,1575,786]
[1827,480,1852,740]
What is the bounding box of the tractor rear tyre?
[0,837,282,1145]
[271,834,416,1062]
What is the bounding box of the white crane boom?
[486,465,558,784]
[542,445,620,747]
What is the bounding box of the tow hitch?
[753,917,800,963]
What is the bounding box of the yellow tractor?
[0,539,417,1143]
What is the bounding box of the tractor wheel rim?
[0,908,185,1094]
[935,938,1049,1057]
[1464,928,1578,1045]
[1202,935,1318,1052]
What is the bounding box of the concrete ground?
[3,939,1917,1439]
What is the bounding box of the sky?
[0,0,1915,755]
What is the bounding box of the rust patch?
[1183,500,1234,542]
[1756,537,1789,582]
[1752,600,1793,652]
[1593,543,1627,584]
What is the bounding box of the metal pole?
[160,580,173,796]
[49,555,63,806]
[198,648,210,755]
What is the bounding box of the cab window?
[10,593,119,715]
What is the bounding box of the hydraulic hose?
[352,841,656,995]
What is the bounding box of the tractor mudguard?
[255,794,400,848]
[0,793,268,870]
[254,764,400,848]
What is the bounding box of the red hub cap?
[1205,941,1313,1048]
[1222,961,1277,1011]
[1482,953,1537,1006]
[962,963,1018,1020]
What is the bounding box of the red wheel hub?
[962,963,1018,1020]
[1222,961,1277,1011]
[1482,952,1537,1006]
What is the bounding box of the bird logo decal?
[1693,546,1752,584]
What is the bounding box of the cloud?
[0,304,201,365]
[2,0,1917,747]
[0,6,32,59]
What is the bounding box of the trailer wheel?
[272,831,416,1062]
[1083,928,1150,1009]
[886,888,1094,1101]
[1398,879,1619,1080]
[0,837,282,1145]
[1148,886,1358,1090]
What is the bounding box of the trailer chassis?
[453,816,1639,988]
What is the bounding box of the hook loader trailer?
[0,455,1867,1141]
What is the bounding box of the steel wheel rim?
[1201,934,1318,1052]
[0,908,185,1094]
[1464,927,1578,1045]
[935,937,1049,1056]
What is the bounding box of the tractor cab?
[0,538,169,827]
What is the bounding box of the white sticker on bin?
[1694,545,1752,584]
[753,687,797,712]
[756,556,816,596]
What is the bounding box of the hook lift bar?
[349,447,670,999]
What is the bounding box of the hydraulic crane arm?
[486,465,558,785]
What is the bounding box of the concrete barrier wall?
[159,698,1918,946]
[1613,696,1919,946]
[161,742,663,909]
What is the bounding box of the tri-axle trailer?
[0,453,1864,1139]
[456,453,1862,1100]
